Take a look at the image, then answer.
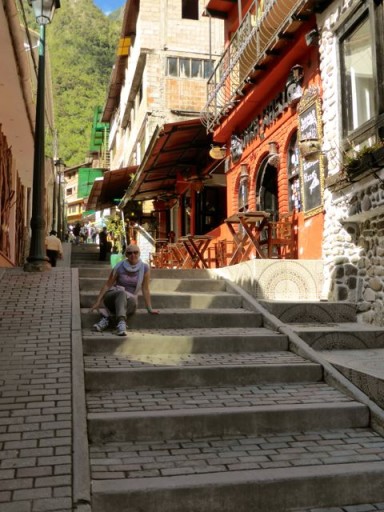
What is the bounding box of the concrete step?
[87,382,365,442]
[77,267,213,278]
[258,300,357,323]
[82,328,289,355]
[79,277,227,292]
[84,351,322,390]
[90,428,384,512]
[81,308,263,330]
[80,290,243,309]
[289,323,384,350]
[321,349,384,410]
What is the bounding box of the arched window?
[287,131,301,212]
[237,164,249,212]
[255,157,278,220]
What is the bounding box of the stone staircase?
[71,244,384,512]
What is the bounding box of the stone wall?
[318,0,384,326]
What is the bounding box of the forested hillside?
[47,0,121,166]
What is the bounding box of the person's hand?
[90,302,101,313]
[147,307,159,314]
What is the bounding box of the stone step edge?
[88,401,365,420]
[88,403,368,442]
[84,364,323,391]
[82,336,289,355]
[91,461,384,512]
[81,308,254,314]
[82,329,286,341]
[80,290,236,297]
[290,322,384,332]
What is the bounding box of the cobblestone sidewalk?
[0,267,79,512]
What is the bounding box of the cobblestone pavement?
[86,382,353,414]
[83,350,310,368]
[0,268,73,512]
[291,504,384,511]
[89,428,384,480]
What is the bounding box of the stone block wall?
[318,0,384,326]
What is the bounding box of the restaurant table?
[224,211,270,264]
[178,235,213,269]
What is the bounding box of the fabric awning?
[120,119,213,206]
[87,166,138,211]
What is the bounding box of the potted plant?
[345,142,384,175]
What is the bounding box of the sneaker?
[92,316,109,332]
[115,319,127,336]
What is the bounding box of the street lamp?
[54,158,65,240]
[24,0,60,272]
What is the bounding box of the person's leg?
[46,249,57,267]
[99,244,107,261]
[103,289,127,318]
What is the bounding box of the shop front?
[201,0,331,262]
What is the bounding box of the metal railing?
[200,0,307,132]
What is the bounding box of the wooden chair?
[262,216,296,259]
[214,239,235,267]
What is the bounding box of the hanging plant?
[345,142,384,175]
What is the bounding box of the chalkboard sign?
[300,157,323,216]
[297,93,324,217]
[298,102,319,141]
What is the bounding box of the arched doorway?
[255,157,278,220]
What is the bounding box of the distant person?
[45,230,63,267]
[91,244,159,336]
[73,222,81,245]
[98,226,108,261]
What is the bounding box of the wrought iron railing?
[201,0,307,132]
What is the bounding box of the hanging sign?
[297,89,324,218]
[209,146,226,160]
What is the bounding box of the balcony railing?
[200,0,310,132]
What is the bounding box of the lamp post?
[24,0,60,272]
[54,158,65,240]
[51,164,57,232]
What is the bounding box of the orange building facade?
[202,0,331,260]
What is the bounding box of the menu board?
[301,157,323,215]
[298,102,319,141]
[297,94,324,218]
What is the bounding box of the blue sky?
[94,0,124,14]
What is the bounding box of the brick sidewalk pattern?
[0,268,73,512]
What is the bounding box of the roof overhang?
[120,119,213,206]
[87,166,138,211]
[203,0,236,19]
[101,0,140,122]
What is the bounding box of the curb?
[72,267,92,511]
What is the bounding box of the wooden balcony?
[201,0,331,132]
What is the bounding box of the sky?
[93,0,124,15]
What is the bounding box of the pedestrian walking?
[98,226,108,261]
[45,230,63,267]
[90,244,159,336]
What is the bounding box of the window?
[182,0,198,20]
[255,157,278,220]
[287,132,301,212]
[339,1,384,146]
[341,16,375,135]
[167,58,178,77]
[179,58,191,78]
[204,60,214,79]
[191,59,202,78]
[166,57,214,79]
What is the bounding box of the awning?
[203,0,233,19]
[120,119,213,205]
[87,166,138,211]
